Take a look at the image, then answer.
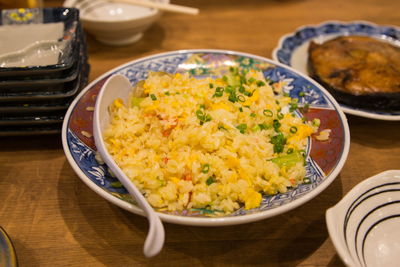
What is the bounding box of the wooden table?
[1,0,399,266]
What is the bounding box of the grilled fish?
[308,35,400,110]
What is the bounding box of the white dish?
[0,40,66,68]
[63,0,167,45]
[272,20,400,121]
[62,49,350,226]
[326,170,400,267]
[0,22,64,55]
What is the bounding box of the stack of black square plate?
[0,7,89,136]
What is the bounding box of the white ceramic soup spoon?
[93,74,165,258]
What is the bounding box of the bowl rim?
[62,48,350,226]
[326,169,400,267]
[63,0,166,23]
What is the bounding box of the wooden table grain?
[1,0,400,266]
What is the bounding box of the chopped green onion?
[284,92,290,97]
[248,77,256,84]
[258,123,268,130]
[228,90,237,103]
[251,125,260,131]
[263,109,273,117]
[218,124,227,131]
[250,113,256,118]
[277,112,284,120]
[196,109,212,125]
[206,176,215,185]
[196,109,204,117]
[150,94,157,101]
[201,164,210,173]
[256,80,265,87]
[164,91,170,96]
[239,107,243,112]
[239,85,245,93]
[213,87,224,97]
[209,83,214,89]
[199,104,205,109]
[236,123,247,134]
[257,81,266,87]
[273,119,281,132]
[270,132,286,153]
[290,126,298,134]
[299,91,305,97]
[237,95,245,102]
[287,148,294,154]
[224,86,233,94]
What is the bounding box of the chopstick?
[110,0,199,15]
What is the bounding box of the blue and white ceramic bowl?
[272,21,400,121]
[0,227,17,267]
[326,170,400,267]
[62,49,350,226]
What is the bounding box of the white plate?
[272,20,400,121]
[62,49,350,226]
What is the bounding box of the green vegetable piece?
[206,176,215,185]
[263,109,273,117]
[130,97,144,107]
[201,164,210,174]
[258,123,269,130]
[251,125,260,132]
[213,87,224,97]
[196,109,212,125]
[236,123,247,134]
[237,95,245,102]
[228,89,237,103]
[270,132,286,153]
[273,119,281,132]
[256,80,265,87]
[248,77,256,84]
[150,94,157,101]
[270,151,303,168]
[225,72,241,87]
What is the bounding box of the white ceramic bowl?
[63,0,167,45]
[326,170,400,267]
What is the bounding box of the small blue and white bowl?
[326,170,400,267]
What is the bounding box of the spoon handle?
[121,173,165,257]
